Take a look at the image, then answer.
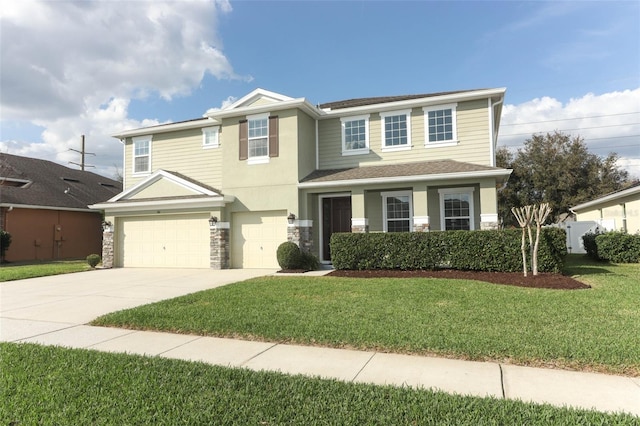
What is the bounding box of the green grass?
[0,260,91,282]
[2,342,636,425]
[93,256,640,376]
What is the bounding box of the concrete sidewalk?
[1,268,639,417]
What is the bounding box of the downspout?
[489,98,504,167]
[315,119,319,170]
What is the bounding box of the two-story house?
[91,88,512,269]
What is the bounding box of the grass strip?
[0,260,91,282]
[92,257,640,376]
[1,342,636,425]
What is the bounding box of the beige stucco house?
[91,88,512,269]
[571,184,640,234]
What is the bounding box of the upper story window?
[341,114,370,156]
[202,126,219,149]
[381,190,413,232]
[132,135,152,174]
[438,187,474,231]
[239,113,278,165]
[423,103,458,147]
[380,109,411,152]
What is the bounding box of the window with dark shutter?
[268,115,278,158]
[239,119,248,160]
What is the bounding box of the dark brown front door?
[322,196,352,261]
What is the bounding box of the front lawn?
[92,256,640,376]
[0,260,91,282]
[2,343,636,425]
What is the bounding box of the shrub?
[300,251,320,271]
[277,242,303,270]
[582,231,600,260]
[86,254,101,268]
[330,228,566,273]
[0,230,11,262]
[595,232,640,263]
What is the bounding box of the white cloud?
[500,89,640,179]
[0,0,244,178]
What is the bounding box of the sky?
[1,0,639,180]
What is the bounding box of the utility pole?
[69,134,95,170]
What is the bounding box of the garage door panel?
[119,214,210,268]
[232,211,287,269]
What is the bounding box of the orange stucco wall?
[1,207,103,262]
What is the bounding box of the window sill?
[381,145,411,153]
[247,156,270,165]
[341,148,370,156]
[132,171,151,176]
[202,144,219,150]
[424,140,459,148]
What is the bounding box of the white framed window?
[132,135,152,174]
[381,190,413,232]
[380,109,411,152]
[341,114,370,156]
[423,103,458,147]
[248,113,269,164]
[202,126,219,149]
[438,187,475,231]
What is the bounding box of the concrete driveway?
[1,267,275,342]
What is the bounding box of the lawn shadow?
[562,255,613,277]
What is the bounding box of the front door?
[322,196,352,261]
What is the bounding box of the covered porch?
[298,160,512,262]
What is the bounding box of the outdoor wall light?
[209,216,218,227]
[102,220,112,232]
[287,213,296,224]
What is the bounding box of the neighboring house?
[91,88,511,269]
[571,183,640,234]
[0,154,122,262]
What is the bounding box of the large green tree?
[497,131,631,227]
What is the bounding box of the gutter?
[298,168,513,189]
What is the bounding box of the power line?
[501,112,640,127]
[501,123,640,138]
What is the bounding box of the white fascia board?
[320,88,507,119]
[109,170,219,202]
[112,118,219,139]
[90,196,234,213]
[217,88,295,112]
[207,98,324,120]
[571,185,640,212]
[298,169,512,189]
[0,203,95,213]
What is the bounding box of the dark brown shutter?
[239,119,248,160]
[268,115,279,158]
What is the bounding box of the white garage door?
[119,214,210,268]
[232,210,287,268]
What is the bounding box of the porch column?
[288,220,313,253]
[479,179,499,230]
[101,221,114,269]
[210,222,230,269]
[351,188,368,233]
[412,185,430,232]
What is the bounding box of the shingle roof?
[300,160,506,184]
[0,153,122,209]
[319,89,484,110]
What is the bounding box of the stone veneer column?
[287,220,313,253]
[351,218,369,233]
[210,222,230,269]
[480,214,499,230]
[101,226,114,269]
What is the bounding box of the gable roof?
[0,153,122,211]
[299,160,512,188]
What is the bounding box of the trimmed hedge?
[583,231,640,263]
[330,228,566,273]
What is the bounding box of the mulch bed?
[326,269,591,290]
